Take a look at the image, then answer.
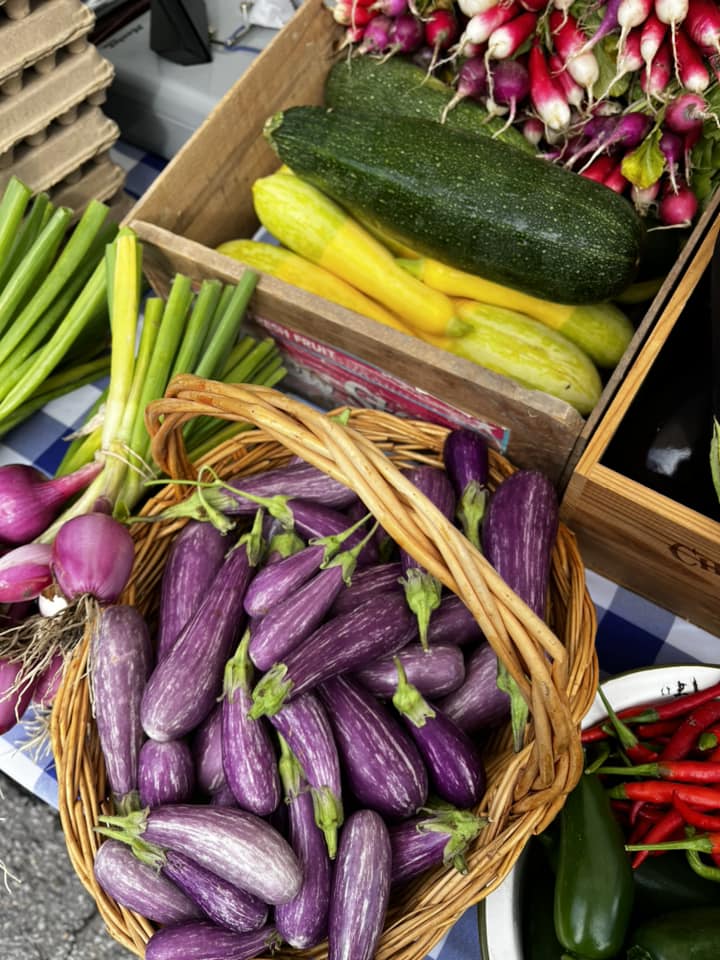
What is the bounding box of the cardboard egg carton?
[0,104,120,195]
[50,155,129,220]
[0,0,95,93]
[0,0,32,21]
[0,45,114,162]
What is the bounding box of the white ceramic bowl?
[478,663,720,960]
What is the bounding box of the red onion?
[0,543,53,602]
[0,658,37,734]
[0,461,103,546]
[51,512,135,604]
[32,651,65,709]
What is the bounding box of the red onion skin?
[0,461,102,545]
[32,652,65,708]
[0,659,37,734]
[0,543,52,602]
[51,512,135,603]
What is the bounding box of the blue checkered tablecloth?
[2,144,719,960]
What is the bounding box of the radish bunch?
[330,0,720,226]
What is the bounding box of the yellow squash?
[216,238,412,335]
[423,299,603,416]
[398,257,634,369]
[251,171,466,338]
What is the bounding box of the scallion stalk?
[192,270,258,380]
[0,192,52,290]
[0,177,32,269]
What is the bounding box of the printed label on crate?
[253,315,510,452]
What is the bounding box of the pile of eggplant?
[90,428,560,960]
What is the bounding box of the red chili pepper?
[596,687,659,763]
[631,808,685,869]
[608,780,720,808]
[660,699,720,761]
[635,719,684,739]
[598,760,720,784]
[581,723,611,744]
[626,830,720,858]
[672,793,720,831]
[617,684,720,724]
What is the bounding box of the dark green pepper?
[553,771,634,959]
[626,906,720,959]
[632,851,719,924]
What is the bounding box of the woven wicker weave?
[51,377,598,959]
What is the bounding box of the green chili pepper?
[553,771,635,959]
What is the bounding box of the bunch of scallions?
[0,184,286,732]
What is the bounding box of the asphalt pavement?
[0,773,129,960]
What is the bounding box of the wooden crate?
[126,0,720,485]
[562,213,720,635]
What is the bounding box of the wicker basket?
[51,376,598,960]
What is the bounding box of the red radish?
[640,37,674,95]
[617,0,655,53]
[598,23,643,96]
[424,7,458,70]
[549,10,600,96]
[522,115,545,144]
[457,0,503,14]
[386,12,424,54]
[580,155,617,183]
[371,0,406,14]
[490,57,530,130]
[341,23,366,46]
[460,2,520,50]
[357,13,392,52]
[440,57,487,122]
[549,51,585,108]
[640,12,669,77]
[659,179,698,224]
[631,180,661,214]
[485,11,537,64]
[674,26,710,89]
[603,161,630,193]
[664,91,711,134]
[659,127,683,189]
[519,0,546,9]
[529,38,570,131]
[575,0,622,53]
[685,0,720,51]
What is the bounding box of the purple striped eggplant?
[222,631,280,815]
[140,511,264,742]
[437,642,510,734]
[248,526,375,672]
[93,839,203,924]
[442,427,490,550]
[329,809,392,960]
[210,782,238,807]
[100,804,302,905]
[161,849,268,933]
[90,604,152,814]
[318,674,428,819]
[249,592,417,719]
[389,805,486,885]
[275,740,332,949]
[353,642,465,700]
[392,660,486,808]
[155,520,228,661]
[138,738,195,808]
[426,593,484,647]
[270,691,343,858]
[144,921,281,960]
[244,511,368,619]
[399,466,455,649]
[330,561,403,616]
[482,469,558,750]
[191,704,225,797]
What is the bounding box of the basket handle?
[145,375,585,797]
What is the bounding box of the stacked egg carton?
[0,0,127,217]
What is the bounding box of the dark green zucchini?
[626,907,720,960]
[263,107,645,305]
[324,56,534,155]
